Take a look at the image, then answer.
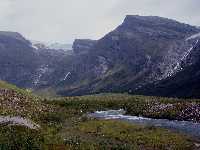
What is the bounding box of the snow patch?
[181,40,199,61]
[167,40,199,77]
[186,33,200,41]
[95,56,109,75]
[31,44,39,50]
[31,40,72,51]
[33,65,49,85]
[63,72,71,80]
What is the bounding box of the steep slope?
[73,39,97,54]
[1,16,200,97]
[0,80,52,121]
[55,15,200,96]
[0,32,72,89]
[134,37,200,98]
[0,31,40,88]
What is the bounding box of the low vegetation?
[50,94,200,122]
[0,81,199,149]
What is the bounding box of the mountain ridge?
[1,15,200,98]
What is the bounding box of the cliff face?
[134,36,200,98]
[55,15,200,96]
[0,31,39,87]
[72,39,97,54]
[1,16,200,98]
[0,31,71,89]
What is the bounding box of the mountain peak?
[121,15,200,36]
[0,31,24,39]
[0,31,29,44]
[123,15,189,26]
[125,15,161,20]
[124,15,171,23]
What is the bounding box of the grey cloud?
[0,0,199,43]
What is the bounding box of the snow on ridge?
[181,40,199,61]
[63,72,71,81]
[30,40,72,51]
[181,45,194,61]
[167,39,199,77]
[33,65,49,86]
[31,44,39,50]
[186,33,200,41]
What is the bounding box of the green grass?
[67,120,194,150]
[0,125,44,150]
[0,82,199,150]
[0,80,32,95]
[49,93,200,121]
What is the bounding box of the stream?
[89,109,200,138]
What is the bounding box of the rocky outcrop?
[133,37,200,98]
[0,116,40,129]
[0,32,40,88]
[55,15,200,96]
[0,32,72,89]
[72,39,97,54]
[1,16,200,98]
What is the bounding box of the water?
[89,109,200,138]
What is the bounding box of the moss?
[49,94,200,122]
[0,125,44,150]
[63,120,194,150]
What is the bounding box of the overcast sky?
[0,0,199,43]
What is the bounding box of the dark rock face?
[134,38,200,98]
[181,39,200,67]
[0,32,39,87]
[0,31,71,89]
[55,15,200,96]
[1,16,200,98]
[73,39,97,54]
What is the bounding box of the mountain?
[133,36,200,98]
[73,39,97,54]
[0,31,40,88]
[53,15,200,96]
[0,31,72,89]
[1,16,200,98]
[31,40,72,51]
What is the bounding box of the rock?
[0,116,40,129]
[72,39,97,54]
[1,16,200,98]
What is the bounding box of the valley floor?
[0,82,200,150]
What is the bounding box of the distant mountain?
[134,37,200,98]
[0,32,72,89]
[54,15,200,96]
[1,16,200,98]
[73,39,97,54]
[31,40,72,51]
[0,31,39,87]
[47,42,72,51]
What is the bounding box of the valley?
[0,81,200,149]
[1,15,200,98]
[0,14,200,149]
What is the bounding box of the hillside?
[53,15,200,96]
[134,35,200,98]
[1,16,200,98]
[0,32,71,89]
